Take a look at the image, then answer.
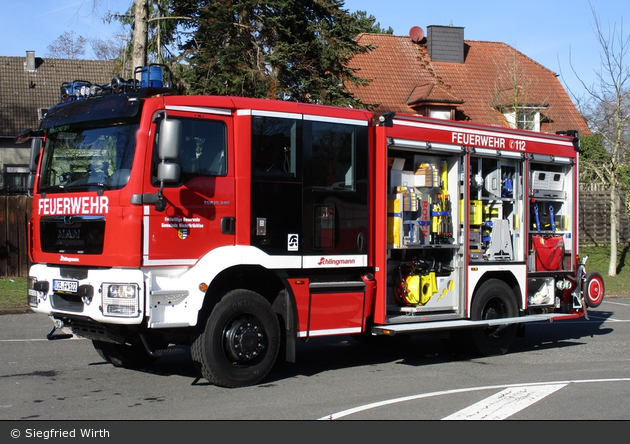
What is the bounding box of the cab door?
[143,112,234,265]
[302,119,369,259]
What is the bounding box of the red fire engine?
[19,66,605,388]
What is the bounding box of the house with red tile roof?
[347,25,589,136]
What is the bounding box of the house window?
[504,108,542,132]
[429,109,452,120]
[3,165,30,194]
[517,111,537,131]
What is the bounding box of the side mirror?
[157,162,180,183]
[158,119,182,161]
[154,119,182,212]
[29,138,42,172]
[27,138,43,193]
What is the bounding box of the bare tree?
[46,31,87,59]
[569,3,630,276]
[492,49,548,130]
[91,37,124,61]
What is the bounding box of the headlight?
[106,284,137,299]
[102,283,139,317]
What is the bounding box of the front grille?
[40,216,105,254]
[51,293,84,312]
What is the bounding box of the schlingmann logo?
[317,257,356,266]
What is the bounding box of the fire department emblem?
[178,228,188,240]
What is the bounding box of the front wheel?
[584,271,605,308]
[468,279,519,356]
[191,289,281,388]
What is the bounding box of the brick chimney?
[25,50,37,72]
[427,25,465,63]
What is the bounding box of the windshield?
[40,121,139,192]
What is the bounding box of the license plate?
[53,279,78,294]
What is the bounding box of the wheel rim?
[481,298,508,338]
[223,315,267,364]
[586,276,604,305]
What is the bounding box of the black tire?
[584,272,605,308]
[92,340,157,368]
[468,279,519,356]
[191,289,281,388]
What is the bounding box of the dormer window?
[494,87,547,132]
[503,106,545,132]
[518,110,536,130]
[428,108,453,120]
[407,83,463,120]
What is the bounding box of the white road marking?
[441,384,567,420]
[0,337,84,343]
[601,300,630,308]
[319,378,630,420]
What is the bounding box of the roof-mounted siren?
[134,64,172,92]
[409,26,425,43]
[111,76,139,93]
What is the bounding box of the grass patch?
[0,246,625,314]
[0,276,29,314]
[579,246,626,296]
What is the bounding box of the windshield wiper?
[42,182,108,195]
[90,182,108,194]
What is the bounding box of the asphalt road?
[1,298,629,423]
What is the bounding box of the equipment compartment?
[528,277,556,306]
[468,155,524,262]
[388,154,458,249]
[532,170,565,191]
[528,159,575,273]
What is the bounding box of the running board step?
[372,313,578,335]
[149,345,189,357]
[140,334,189,357]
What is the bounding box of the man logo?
[288,234,299,251]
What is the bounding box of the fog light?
[106,305,137,316]
[27,276,48,307]
[27,291,38,307]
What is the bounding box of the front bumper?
[28,264,145,326]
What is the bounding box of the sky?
[0,0,627,101]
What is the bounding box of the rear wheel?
[584,271,605,308]
[468,279,519,356]
[191,289,281,388]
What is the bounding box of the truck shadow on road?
[138,309,615,386]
